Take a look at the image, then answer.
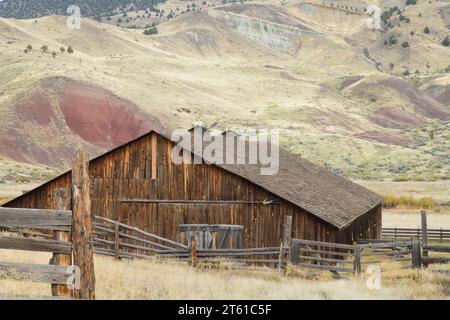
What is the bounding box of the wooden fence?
[92,211,449,274]
[0,207,75,300]
[92,215,288,268]
[290,239,421,276]
[0,151,95,300]
[382,228,450,242]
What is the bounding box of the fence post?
[421,210,428,266]
[114,222,120,260]
[421,210,428,244]
[191,236,198,267]
[51,188,71,298]
[277,242,284,273]
[71,150,96,300]
[411,239,422,269]
[353,245,362,278]
[290,240,299,265]
[283,215,292,261]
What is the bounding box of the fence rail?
[0,262,74,285]
[382,227,450,241]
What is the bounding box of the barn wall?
[4,132,380,246]
[337,204,382,243]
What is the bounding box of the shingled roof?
[178,127,383,229]
[218,148,383,229]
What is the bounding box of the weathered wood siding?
[4,132,381,247]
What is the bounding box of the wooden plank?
[423,245,450,253]
[291,241,300,264]
[422,256,450,263]
[197,250,280,257]
[297,263,354,273]
[298,255,353,264]
[0,262,71,284]
[95,216,189,249]
[94,238,164,254]
[383,229,450,233]
[71,150,96,300]
[191,236,197,267]
[383,228,450,233]
[232,259,281,264]
[283,215,292,248]
[151,133,157,180]
[94,225,177,251]
[421,210,428,245]
[293,239,355,250]
[120,199,278,205]
[197,247,287,253]
[51,188,71,298]
[361,249,411,257]
[299,248,353,257]
[412,239,422,269]
[353,246,361,277]
[0,207,71,229]
[358,241,411,249]
[114,222,120,260]
[0,235,71,254]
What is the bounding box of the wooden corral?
[3,128,383,247]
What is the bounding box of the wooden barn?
[2,127,383,247]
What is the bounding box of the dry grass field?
[383,211,450,229]
[0,250,449,300]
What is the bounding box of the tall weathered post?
[191,236,198,267]
[51,188,71,297]
[353,245,362,278]
[71,150,96,300]
[283,215,293,248]
[421,210,428,267]
[411,238,422,269]
[281,215,292,269]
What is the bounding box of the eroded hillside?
[0,0,449,182]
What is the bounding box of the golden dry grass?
[0,249,449,300]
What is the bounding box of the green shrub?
[143,26,158,35]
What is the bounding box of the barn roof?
[4,128,383,230]
[179,127,383,229]
[218,147,383,229]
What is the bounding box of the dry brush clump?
[383,194,435,210]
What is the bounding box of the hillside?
[0,0,449,183]
[0,0,164,19]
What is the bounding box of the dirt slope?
[0,1,449,181]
